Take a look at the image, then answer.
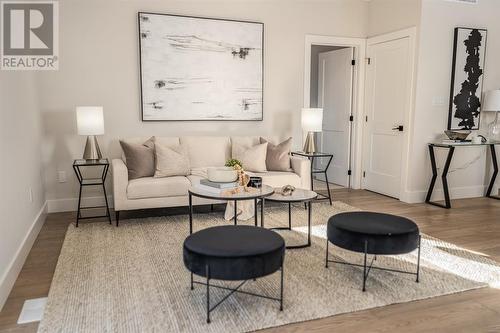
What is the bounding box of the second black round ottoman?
[326,211,421,291]
[183,225,285,323]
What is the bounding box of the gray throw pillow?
[260,137,292,171]
[119,137,155,180]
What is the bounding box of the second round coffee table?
[188,185,274,234]
[266,188,317,249]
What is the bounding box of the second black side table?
[291,151,333,205]
[73,159,112,227]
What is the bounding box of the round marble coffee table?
[266,188,317,249]
[188,185,274,234]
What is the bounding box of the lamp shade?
[76,106,104,135]
[482,90,500,112]
[301,108,323,132]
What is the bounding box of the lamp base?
[83,135,102,160]
[303,132,316,154]
[488,112,500,142]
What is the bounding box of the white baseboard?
[0,202,48,312]
[48,195,113,213]
[401,185,487,204]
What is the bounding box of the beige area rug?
[38,202,500,333]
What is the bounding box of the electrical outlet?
[28,188,33,203]
[57,171,67,183]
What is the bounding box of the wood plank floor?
[1,189,500,332]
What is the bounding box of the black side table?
[73,159,112,227]
[291,151,333,205]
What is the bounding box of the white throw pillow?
[154,144,190,178]
[232,142,268,172]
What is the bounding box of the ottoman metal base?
[190,265,284,324]
[325,236,421,292]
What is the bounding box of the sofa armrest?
[112,158,128,211]
[290,156,311,190]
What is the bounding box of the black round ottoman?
[326,212,421,291]
[183,225,285,323]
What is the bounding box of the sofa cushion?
[181,136,231,168]
[127,176,190,199]
[246,171,301,188]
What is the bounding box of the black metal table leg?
[76,183,83,227]
[486,144,500,199]
[325,239,329,268]
[323,155,333,205]
[280,264,284,311]
[269,200,312,249]
[307,201,312,246]
[234,200,237,225]
[189,193,193,234]
[254,198,258,226]
[426,145,455,208]
[261,198,265,228]
[363,240,368,292]
[416,235,421,283]
[206,265,210,324]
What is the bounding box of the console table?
[425,142,499,208]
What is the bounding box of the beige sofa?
[112,136,311,222]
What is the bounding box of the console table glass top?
[429,141,500,148]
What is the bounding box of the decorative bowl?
[444,130,471,141]
[207,167,238,183]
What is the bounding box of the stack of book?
[196,179,239,193]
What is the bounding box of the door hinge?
[367,57,371,65]
[363,171,366,178]
[351,59,355,66]
[347,170,352,176]
[365,115,368,122]
[349,115,354,122]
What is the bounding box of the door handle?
[392,125,404,132]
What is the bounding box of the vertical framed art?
[138,12,264,121]
[448,27,487,130]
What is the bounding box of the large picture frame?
[448,27,487,130]
[138,12,264,121]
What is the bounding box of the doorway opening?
[304,35,366,193]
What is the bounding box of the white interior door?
[363,35,412,198]
[317,47,354,187]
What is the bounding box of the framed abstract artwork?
[448,27,487,130]
[138,12,264,121]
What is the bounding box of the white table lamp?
[482,90,500,142]
[301,108,323,154]
[76,106,104,160]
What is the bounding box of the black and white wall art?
[138,12,263,121]
[448,27,487,130]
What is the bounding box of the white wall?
[37,0,369,208]
[367,0,421,37]
[0,71,46,310]
[408,0,500,201]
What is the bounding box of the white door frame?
[362,27,417,201]
[304,35,366,189]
